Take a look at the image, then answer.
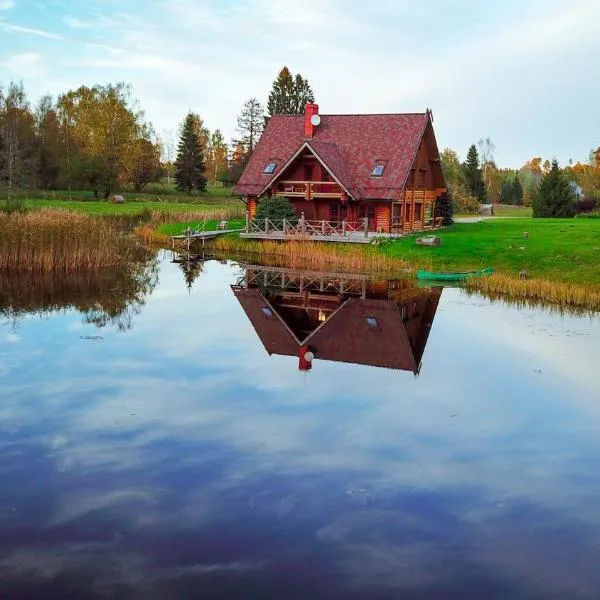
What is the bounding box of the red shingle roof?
[235,112,430,200]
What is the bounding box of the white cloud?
[0,0,14,10]
[0,23,64,40]
[63,15,92,29]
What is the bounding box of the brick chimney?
[304,103,319,138]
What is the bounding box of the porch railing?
[245,213,370,239]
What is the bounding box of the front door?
[329,203,348,225]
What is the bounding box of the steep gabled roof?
[235,112,430,200]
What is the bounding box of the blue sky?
[0,0,598,167]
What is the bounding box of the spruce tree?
[175,112,207,194]
[532,159,573,217]
[266,66,315,124]
[434,192,454,225]
[463,144,487,202]
[513,174,523,206]
[500,179,513,204]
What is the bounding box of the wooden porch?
[241,212,441,244]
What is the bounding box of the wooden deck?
[242,215,437,244]
[170,228,243,249]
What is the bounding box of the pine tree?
[532,159,573,217]
[513,174,523,206]
[266,66,315,124]
[174,112,207,194]
[463,144,487,202]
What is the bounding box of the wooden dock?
[170,228,243,250]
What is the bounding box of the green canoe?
[416,267,494,282]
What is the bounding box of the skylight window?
[371,164,385,177]
[263,162,277,174]
[366,316,378,329]
[261,307,273,317]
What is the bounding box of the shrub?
[452,187,480,214]
[571,198,598,215]
[254,196,298,222]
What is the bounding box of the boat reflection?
[232,264,442,373]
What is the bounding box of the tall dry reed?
[0,209,144,271]
[148,207,244,224]
[466,273,600,312]
[213,237,410,273]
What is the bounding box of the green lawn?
[21,199,243,216]
[157,219,245,236]
[455,204,532,219]
[2,185,244,216]
[380,218,600,286]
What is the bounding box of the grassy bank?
[380,218,600,286]
[0,209,146,271]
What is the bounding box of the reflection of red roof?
[235,112,431,200]
[232,286,440,373]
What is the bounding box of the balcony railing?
[274,180,343,200]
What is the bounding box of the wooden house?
[235,104,447,235]
[231,266,441,373]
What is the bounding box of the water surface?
[1,254,600,599]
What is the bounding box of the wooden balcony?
[274,180,344,201]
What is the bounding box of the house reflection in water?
[231,265,442,373]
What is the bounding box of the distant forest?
[1,67,598,216]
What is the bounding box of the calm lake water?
[1,253,600,599]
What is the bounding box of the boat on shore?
[416,267,494,282]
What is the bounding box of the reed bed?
[212,237,411,273]
[0,209,144,271]
[466,273,600,312]
[148,207,244,224]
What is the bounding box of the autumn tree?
[35,95,61,189]
[123,136,162,192]
[266,67,314,123]
[440,148,463,192]
[159,128,176,184]
[222,142,247,186]
[175,112,207,194]
[56,83,151,197]
[532,159,573,217]
[0,81,37,208]
[209,129,228,184]
[463,144,486,202]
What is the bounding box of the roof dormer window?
[371,164,385,177]
[263,162,277,174]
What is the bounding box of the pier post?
[363,217,369,238]
[321,220,326,236]
[245,210,250,233]
[264,218,269,234]
[342,220,347,237]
